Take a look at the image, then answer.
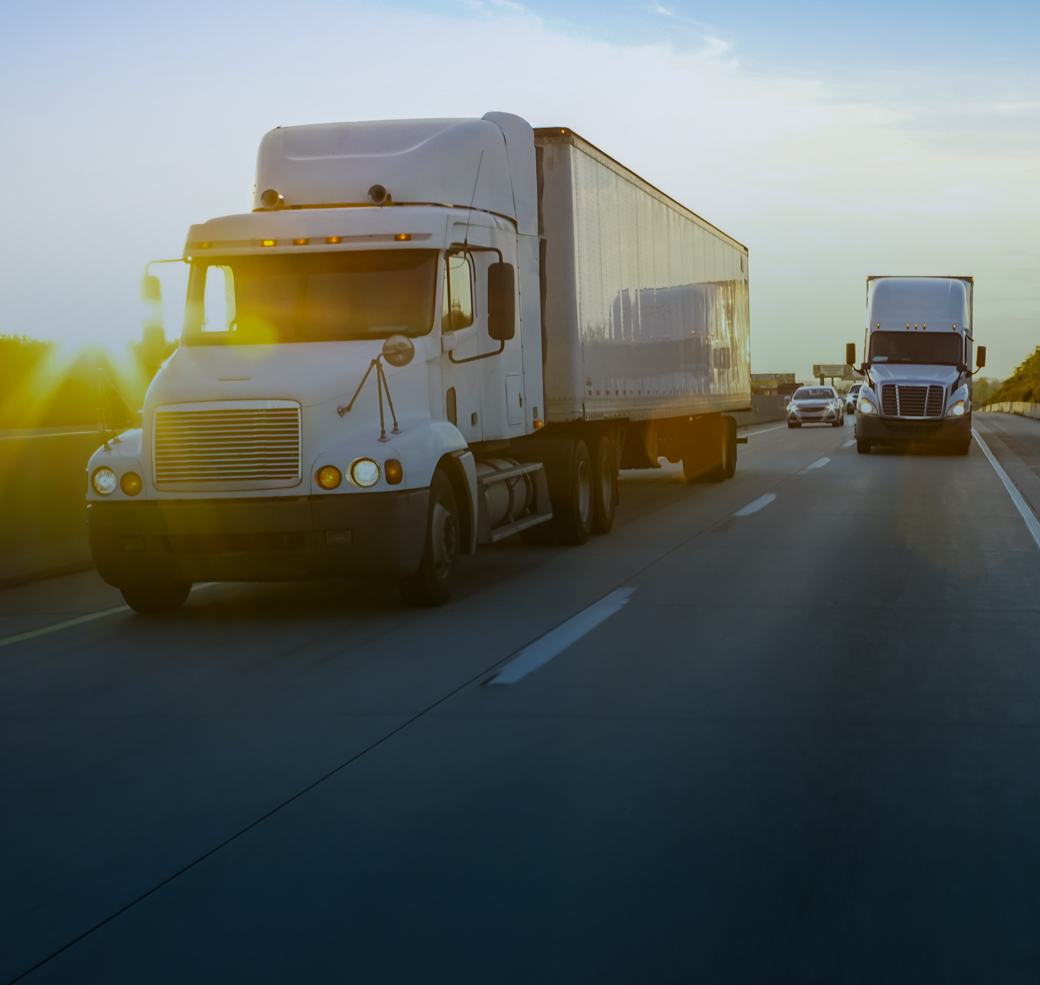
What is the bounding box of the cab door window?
[442,253,474,332]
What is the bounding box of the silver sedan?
[787,386,845,428]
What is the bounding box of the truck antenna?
[462,150,484,248]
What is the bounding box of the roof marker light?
[197,241,212,249]
[261,239,276,247]
[326,236,342,244]
[395,233,411,242]
[293,238,309,246]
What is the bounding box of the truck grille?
[880,385,944,418]
[153,403,301,485]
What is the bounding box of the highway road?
[4,416,1040,982]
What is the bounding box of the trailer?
[86,113,751,611]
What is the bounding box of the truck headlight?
[947,400,967,417]
[91,467,117,495]
[858,399,877,415]
[349,458,380,488]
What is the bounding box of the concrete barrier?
[732,395,790,427]
[0,427,106,588]
[982,402,1040,420]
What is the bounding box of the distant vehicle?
[787,387,844,428]
[848,276,984,455]
[845,383,862,414]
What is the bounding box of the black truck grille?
[880,385,944,418]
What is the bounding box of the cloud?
[0,0,1036,377]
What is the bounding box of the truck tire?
[591,435,617,534]
[723,416,737,479]
[856,439,871,454]
[523,438,594,545]
[704,417,736,483]
[398,469,459,606]
[120,578,192,615]
[788,422,800,429]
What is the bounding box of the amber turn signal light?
[120,472,143,496]
[385,459,403,485]
[316,465,342,489]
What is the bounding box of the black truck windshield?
[183,250,438,345]
[869,331,963,365]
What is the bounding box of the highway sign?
[813,364,854,380]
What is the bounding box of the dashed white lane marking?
[733,493,776,517]
[0,583,218,650]
[800,457,830,473]
[973,428,1040,551]
[741,423,788,437]
[488,588,637,685]
[843,439,856,448]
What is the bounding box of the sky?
[2,0,1038,380]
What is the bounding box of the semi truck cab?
[848,276,984,455]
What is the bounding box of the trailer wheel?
[723,416,737,479]
[704,417,736,483]
[120,577,192,615]
[591,435,617,534]
[398,469,459,606]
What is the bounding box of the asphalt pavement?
[4,418,1040,983]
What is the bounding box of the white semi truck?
[847,276,985,455]
[87,113,751,611]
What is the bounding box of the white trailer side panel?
[536,130,751,423]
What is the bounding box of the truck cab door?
[440,251,483,442]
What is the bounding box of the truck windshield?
[793,388,834,400]
[182,250,438,345]
[869,331,962,365]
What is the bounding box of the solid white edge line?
[489,587,637,685]
[972,427,1040,551]
[733,493,776,517]
[0,582,219,650]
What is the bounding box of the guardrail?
[0,427,106,588]
[981,402,1040,420]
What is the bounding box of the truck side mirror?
[846,342,856,366]
[487,263,516,342]
[141,274,166,350]
[976,345,986,369]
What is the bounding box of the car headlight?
[859,398,877,415]
[349,458,380,488]
[947,400,967,418]
[91,467,117,495]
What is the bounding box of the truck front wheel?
[120,578,192,615]
[398,469,460,606]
